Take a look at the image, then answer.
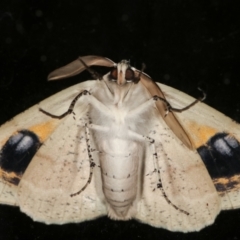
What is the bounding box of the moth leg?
[153,88,206,115]
[128,129,189,215]
[70,125,96,197]
[85,123,109,133]
[127,98,156,118]
[39,90,91,118]
[84,95,114,119]
[78,117,109,132]
[71,123,110,197]
[127,88,206,118]
[40,90,113,119]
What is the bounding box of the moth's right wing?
[159,83,240,211]
[135,106,220,232]
[15,80,107,224]
[0,80,107,224]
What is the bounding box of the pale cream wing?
[0,80,98,207]
[135,109,220,232]
[0,181,18,206]
[159,83,240,147]
[17,89,107,224]
[159,83,240,210]
[0,89,69,206]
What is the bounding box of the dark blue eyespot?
[197,132,240,192]
[0,130,41,181]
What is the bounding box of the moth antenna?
[78,57,103,80]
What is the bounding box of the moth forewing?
[160,83,240,210]
[0,80,98,209]
[0,180,18,206]
[17,81,107,224]
[0,98,63,207]
[134,97,220,232]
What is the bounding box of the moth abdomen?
[99,140,140,220]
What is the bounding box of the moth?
[0,56,240,232]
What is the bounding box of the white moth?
[1,56,240,232]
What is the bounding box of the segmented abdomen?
[99,138,140,219]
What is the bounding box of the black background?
[0,1,240,239]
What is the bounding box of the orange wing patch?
[28,119,60,142]
[186,120,218,148]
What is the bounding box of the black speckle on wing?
[0,130,41,185]
[197,132,240,194]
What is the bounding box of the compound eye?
[109,68,118,81]
[125,68,134,81]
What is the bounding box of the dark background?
[0,0,240,239]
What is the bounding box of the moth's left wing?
[158,83,240,210]
[0,80,99,208]
[135,108,220,232]
[0,96,63,206]
[17,88,107,223]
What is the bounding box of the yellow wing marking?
[0,119,60,147]
[213,175,240,196]
[28,119,60,142]
[186,120,218,148]
[0,169,21,185]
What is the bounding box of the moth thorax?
[112,86,129,106]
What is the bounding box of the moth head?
[108,60,140,85]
